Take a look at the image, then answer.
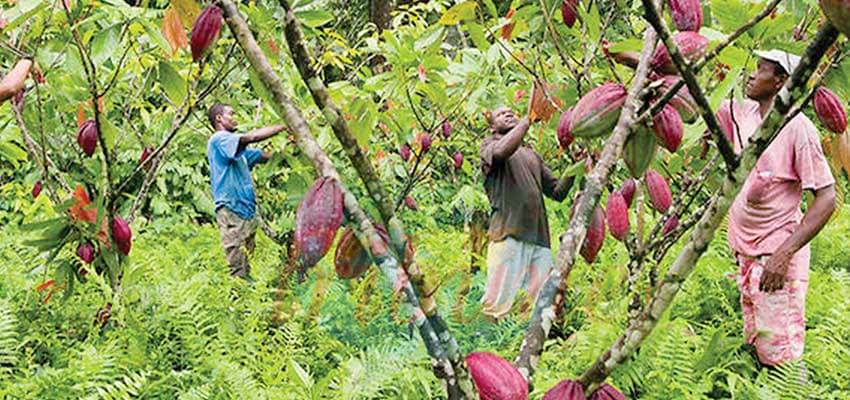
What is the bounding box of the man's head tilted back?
[746,50,800,101]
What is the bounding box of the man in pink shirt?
[718,50,836,366]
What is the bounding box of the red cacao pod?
[620,178,637,208]
[650,32,708,74]
[111,216,132,255]
[190,6,222,62]
[813,86,847,134]
[668,0,703,32]
[466,352,528,400]
[294,177,344,270]
[557,108,575,149]
[32,180,42,199]
[656,75,698,123]
[419,133,432,154]
[404,196,418,210]
[140,146,154,165]
[589,383,626,400]
[453,151,464,170]
[77,242,95,264]
[663,215,679,236]
[561,0,579,28]
[400,143,412,161]
[334,225,414,279]
[570,83,628,138]
[76,120,98,157]
[607,192,629,241]
[442,119,453,138]
[645,170,672,213]
[623,126,657,178]
[652,104,683,152]
[820,0,850,37]
[543,379,585,399]
[580,206,606,263]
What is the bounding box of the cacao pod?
[668,0,703,32]
[400,143,412,161]
[645,170,672,213]
[76,120,98,157]
[607,192,629,241]
[650,32,708,74]
[570,83,628,138]
[190,6,222,62]
[334,225,415,279]
[32,180,42,199]
[652,104,684,152]
[77,242,95,264]
[419,132,432,154]
[620,178,636,208]
[11,90,24,109]
[453,151,464,170]
[466,352,528,400]
[820,0,850,37]
[442,119,453,138]
[561,0,579,28]
[813,86,847,134]
[556,108,575,149]
[111,216,132,255]
[140,146,154,165]
[580,206,606,263]
[543,379,585,400]
[623,126,657,178]
[663,215,679,236]
[589,383,626,400]
[294,177,344,270]
[404,196,418,210]
[656,75,698,123]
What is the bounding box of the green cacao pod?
[569,83,628,138]
[623,125,657,178]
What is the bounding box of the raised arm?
[542,164,575,202]
[490,117,531,161]
[239,124,287,145]
[0,59,33,102]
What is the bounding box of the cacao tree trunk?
[578,21,840,392]
[514,28,659,381]
[217,2,471,397]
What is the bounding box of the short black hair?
[765,59,789,78]
[207,103,231,128]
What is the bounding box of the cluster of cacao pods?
[466,352,528,400]
[543,379,625,399]
[190,6,222,62]
[294,177,344,272]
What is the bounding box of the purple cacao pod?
[466,352,528,400]
[190,6,222,62]
[76,120,98,157]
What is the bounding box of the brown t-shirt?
[480,135,561,248]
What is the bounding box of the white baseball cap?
[754,49,801,76]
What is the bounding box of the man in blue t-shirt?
[207,103,286,280]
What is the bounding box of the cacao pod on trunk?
[334,224,415,279]
[561,0,579,28]
[404,196,418,210]
[590,383,626,400]
[652,104,684,152]
[77,242,95,264]
[111,216,132,255]
[32,180,42,199]
[77,120,98,157]
[650,32,708,74]
[543,379,585,399]
[580,206,606,263]
[607,192,629,241]
[656,75,698,123]
[295,177,344,270]
[623,126,657,178]
[400,143,412,161]
[418,132,432,154]
[190,6,222,62]
[569,83,628,138]
[442,119,453,138]
[557,108,575,149]
[668,0,703,32]
[663,215,679,236]
[466,352,528,400]
[620,178,637,208]
[813,86,847,134]
[453,151,464,170]
[820,0,850,37]
[645,170,672,213]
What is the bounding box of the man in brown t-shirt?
[479,106,574,320]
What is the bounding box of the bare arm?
[761,184,836,291]
[490,117,531,161]
[0,59,33,102]
[258,150,273,163]
[541,165,575,202]
[239,124,286,145]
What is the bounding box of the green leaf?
[158,62,186,105]
[482,0,498,18]
[140,19,172,56]
[294,9,333,28]
[91,24,122,66]
[20,217,67,232]
[415,26,445,51]
[465,23,489,50]
[608,38,643,53]
[439,2,478,26]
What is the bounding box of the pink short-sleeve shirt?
[720,99,835,279]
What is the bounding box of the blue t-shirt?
[207,131,263,219]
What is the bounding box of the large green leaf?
[439,2,477,26]
[90,24,123,66]
[158,62,186,105]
